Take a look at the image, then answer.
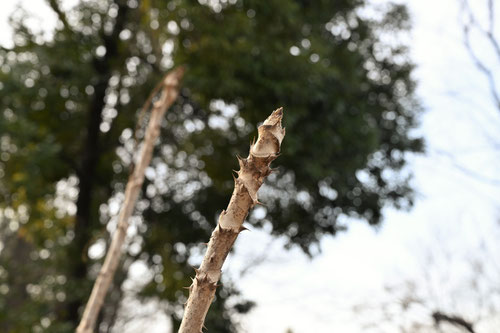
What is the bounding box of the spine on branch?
[178,108,286,333]
[76,67,184,333]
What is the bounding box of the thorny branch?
[178,108,286,333]
[76,67,184,333]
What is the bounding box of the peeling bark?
[178,108,285,333]
[76,67,184,333]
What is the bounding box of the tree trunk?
[65,1,129,325]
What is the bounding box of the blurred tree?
[0,0,422,331]
[352,223,500,332]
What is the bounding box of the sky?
[1,0,500,332]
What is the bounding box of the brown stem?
[178,108,286,333]
[76,67,184,333]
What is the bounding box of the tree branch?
[461,0,500,110]
[76,67,185,333]
[432,311,475,333]
[46,0,71,31]
[178,108,286,333]
[430,148,500,186]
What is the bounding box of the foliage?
[0,0,422,331]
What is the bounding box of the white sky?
[1,0,500,332]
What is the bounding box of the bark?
[76,67,184,333]
[0,235,36,332]
[178,108,285,333]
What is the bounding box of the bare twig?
[432,311,475,333]
[461,0,500,110]
[485,0,500,58]
[46,0,71,31]
[76,67,184,333]
[463,26,500,109]
[430,148,500,186]
[178,108,286,333]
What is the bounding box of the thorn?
[202,242,209,246]
[182,286,191,290]
[255,200,266,206]
[239,225,249,232]
[236,154,247,169]
[191,266,200,274]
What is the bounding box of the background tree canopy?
[0,0,422,331]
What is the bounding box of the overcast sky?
[1,0,500,332]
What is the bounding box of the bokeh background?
[0,0,499,332]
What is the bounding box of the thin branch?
[485,0,500,57]
[178,108,286,333]
[432,311,475,333]
[45,0,71,31]
[463,24,500,109]
[76,67,185,333]
[238,241,275,278]
[462,0,500,58]
[431,148,500,186]
[461,0,500,110]
[488,0,494,33]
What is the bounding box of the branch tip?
[238,226,249,233]
[178,108,285,333]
